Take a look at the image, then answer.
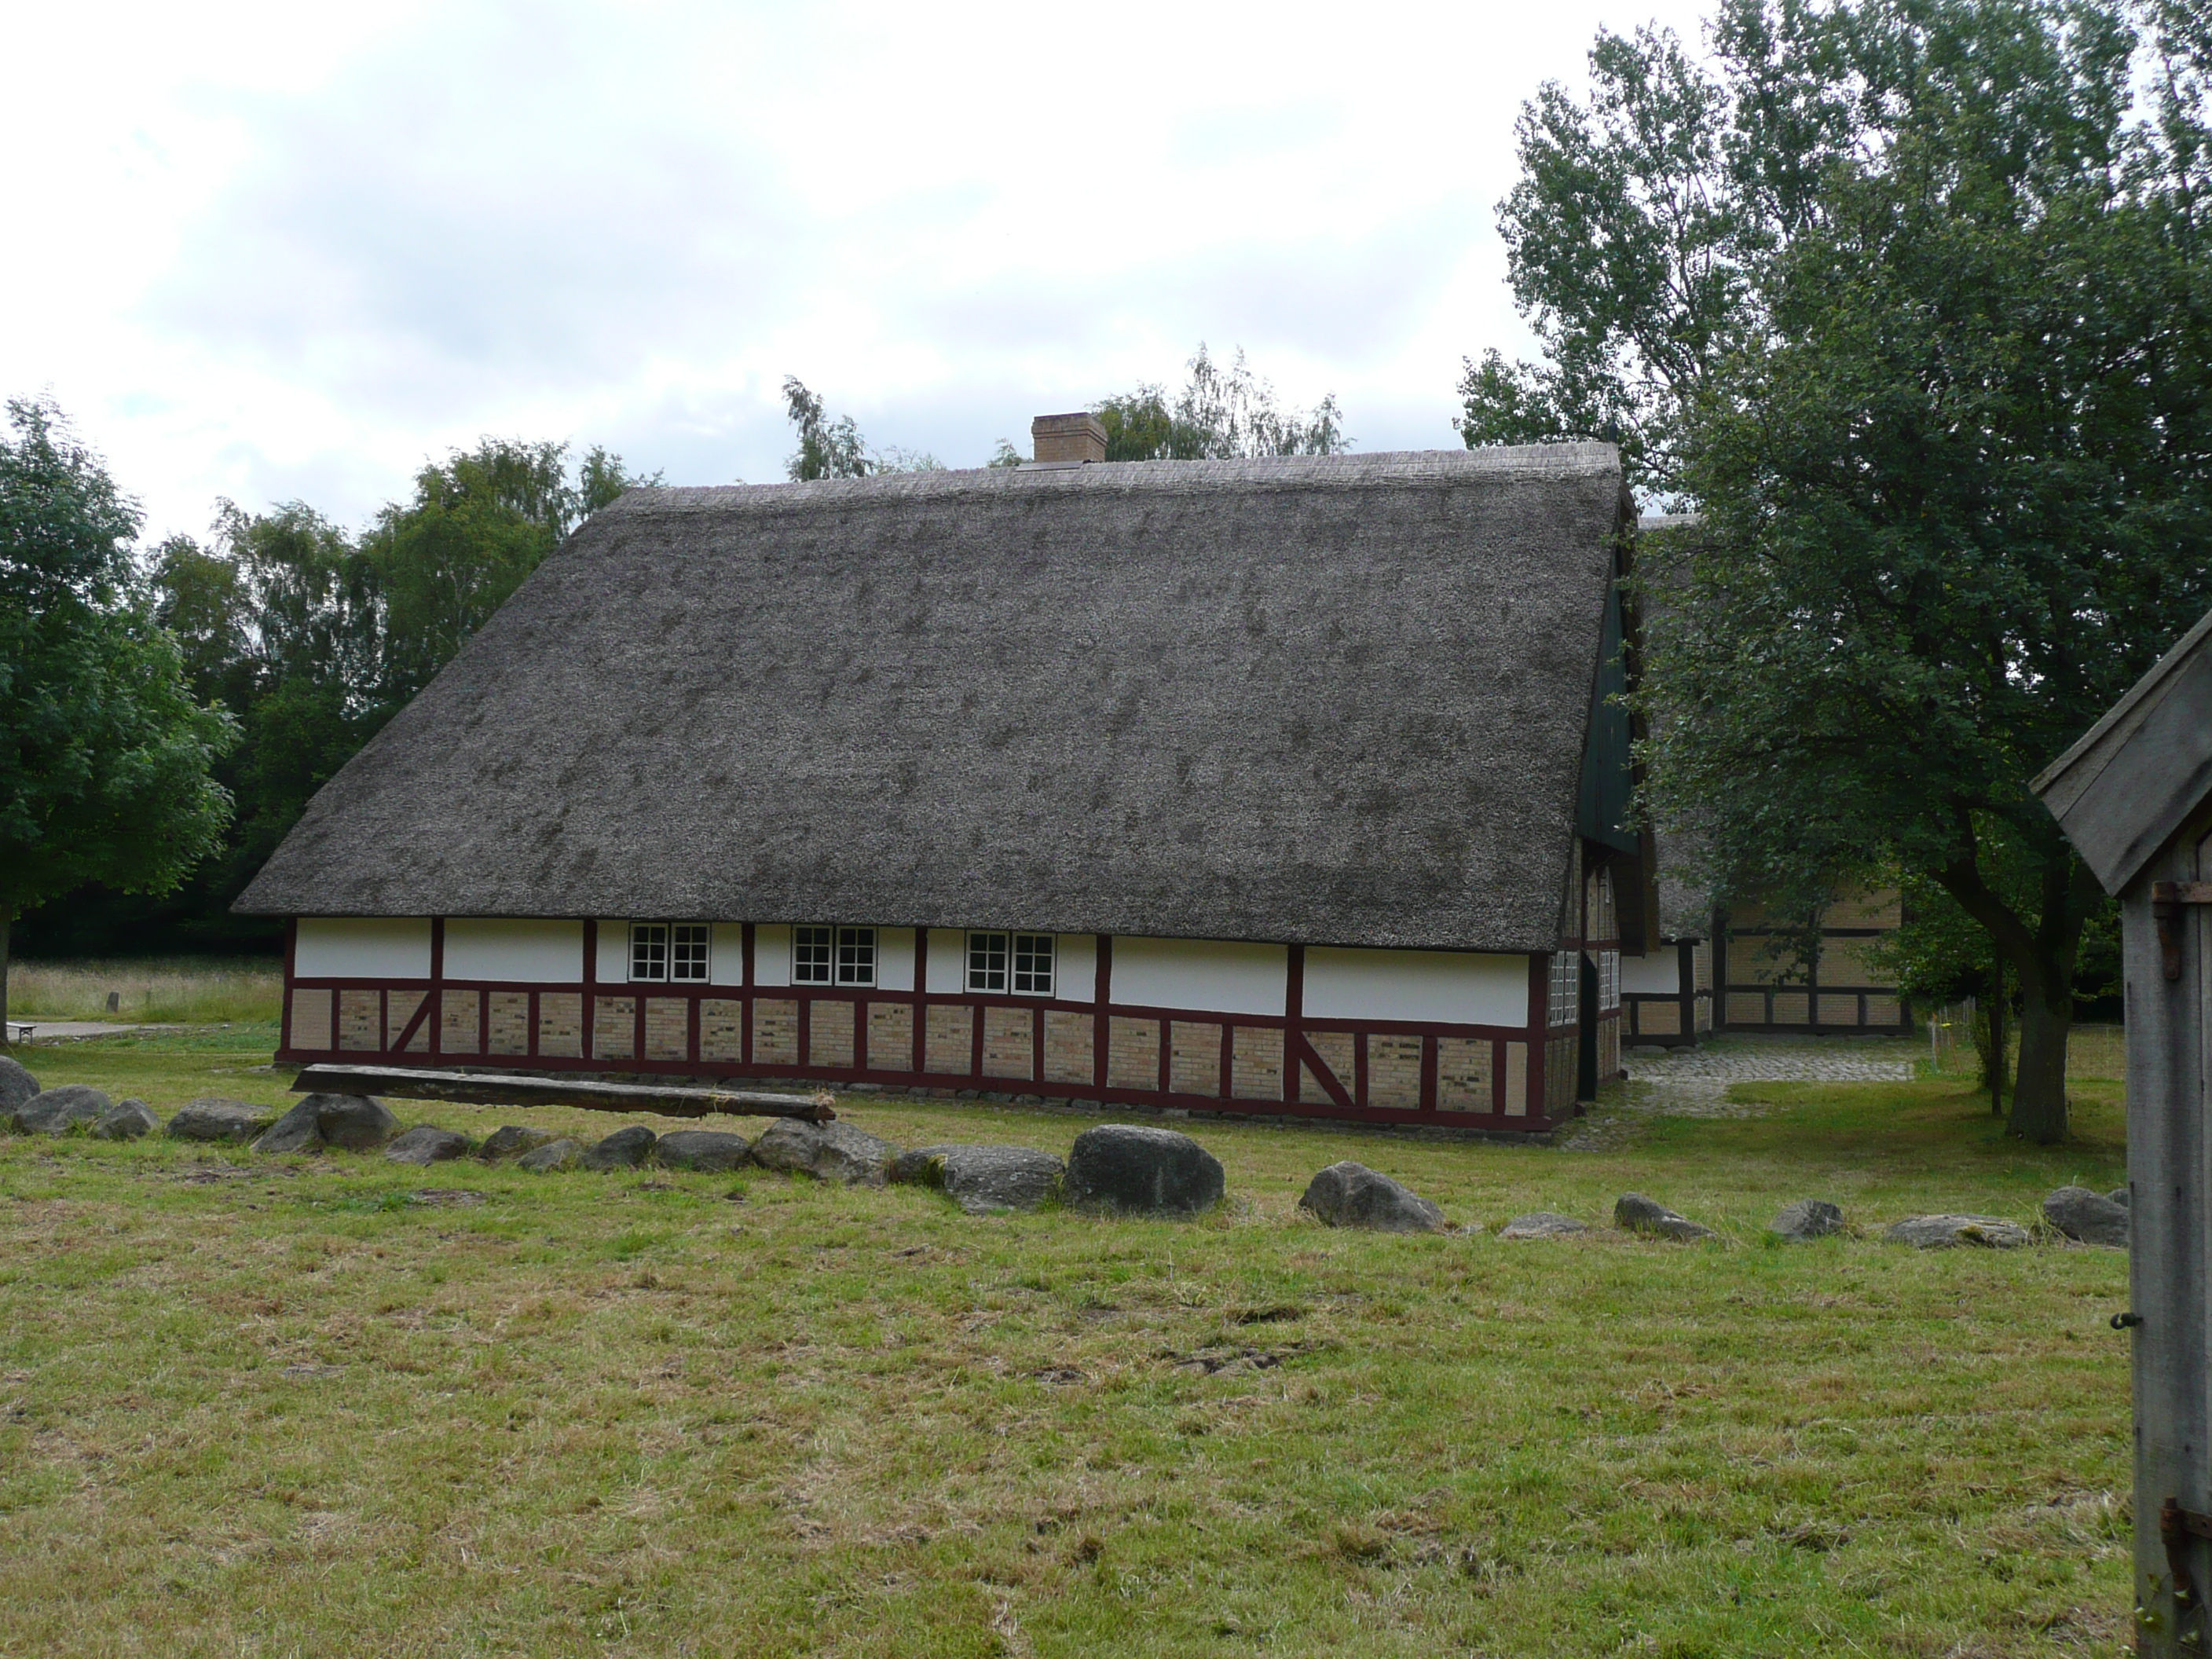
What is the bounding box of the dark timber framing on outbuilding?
[2033,603,2212,1656]
[238,442,1648,1137]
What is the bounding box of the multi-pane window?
[793,925,833,985]
[835,926,876,987]
[631,922,709,983]
[673,924,709,981]
[967,931,1009,992]
[1598,950,1621,1012]
[1012,932,1054,995]
[1548,950,1580,1027]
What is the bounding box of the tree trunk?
[2007,962,2072,1144]
[0,912,10,1045]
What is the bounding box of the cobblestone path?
[1561,1037,1919,1152]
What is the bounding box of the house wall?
[445,919,583,983]
[1719,890,1910,1034]
[279,917,1562,1134]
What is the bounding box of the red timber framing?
[277,925,1563,1134]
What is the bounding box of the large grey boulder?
[936,1145,1066,1214]
[2043,1186,2130,1248]
[169,1098,281,1142]
[0,1057,40,1120]
[478,1125,556,1161]
[750,1119,896,1185]
[385,1126,473,1166]
[890,1144,963,1185]
[251,1093,399,1155]
[655,1130,754,1172]
[518,1137,583,1173]
[15,1086,113,1135]
[1500,1211,1588,1240]
[1886,1214,2032,1250]
[1066,1123,1225,1214]
[1771,1199,1845,1241]
[1298,1162,1445,1233]
[1615,1192,1716,1242]
[582,1125,658,1170]
[90,1099,160,1139]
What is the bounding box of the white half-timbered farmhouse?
[238,424,1659,1134]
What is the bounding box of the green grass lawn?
[0,1027,2132,1657]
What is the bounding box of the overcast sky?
[5,0,1711,543]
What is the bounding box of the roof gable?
[236,445,1628,952]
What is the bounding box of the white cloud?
[0,0,1713,538]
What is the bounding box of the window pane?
[836,926,877,987]
[1012,932,1054,995]
[631,923,668,983]
[793,925,833,986]
[672,923,710,982]
[967,932,1008,993]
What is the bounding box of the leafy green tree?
[780,379,943,478]
[1494,0,2212,1137]
[1097,345,1348,461]
[0,397,233,1027]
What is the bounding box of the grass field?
[5,957,283,1024]
[0,1025,2134,1657]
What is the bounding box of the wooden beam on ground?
[290,1064,836,1122]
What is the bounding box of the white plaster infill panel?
[595,922,631,985]
[443,919,584,983]
[1056,933,1097,1003]
[710,924,746,986]
[1110,938,1287,1016]
[875,928,917,992]
[1303,947,1529,1027]
[295,917,433,980]
[1621,950,1683,995]
[925,929,966,994]
[753,925,793,988]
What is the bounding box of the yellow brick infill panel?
[1507,1040,1531,1117]
[1436,1036,1491,1111]
[1170,1021,1222,1096]
[1106,1016,1160,1091]
[593,995,637,1062]
[1302,1031,1354,1106]
[1368,1033,1423,1109]
[752,999,797,1067]
[982,1007,1035,1080]
[537,992,582,1057]
[925,1005,974,1075]
[1817,994,1861,1027]
[645,997,690,1062]
[1637,999,1682,1035]
[291,988,332,1050]
[810,1000,856,1068]
[700,999,745,1061]
[338,989,380,1052]
[1042,1010,1092,1084]
[390,990,429,1053]
[489,991,531,1056]
[1231,1027,1284,1099]
[440,989,481,1056]
[868,1002,913,1066]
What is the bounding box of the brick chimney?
[1030,411,1108,465]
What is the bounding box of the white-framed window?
[1598,949,1621,1012]
[968,931,1053,995]
[631,922,709,983]
[793,925,833,986]
[1548,950,1580,1027]
[1013,932,1054,995]
[968,931,1009,992]
[836,926,876,987]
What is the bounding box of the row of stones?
[1493,1189,2131,1248]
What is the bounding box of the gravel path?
[1562,1038,1918,1152]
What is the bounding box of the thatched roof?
[237,445,1629,953]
